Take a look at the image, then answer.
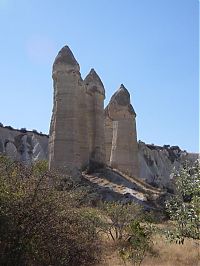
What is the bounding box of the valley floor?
[97,235,200,266]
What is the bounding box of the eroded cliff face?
[0,125,198,189]
[0,126,48,163]
[138,142,199,190]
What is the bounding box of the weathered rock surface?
[0,126,48,163]
[82,167,165,209]
[0,125,198,190]
[84,68,106,166]
[49,46,107,175]
[138,141,199,190]
[105,84,140,178]
[49,46,88,174]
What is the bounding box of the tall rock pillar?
[49,46,85,173]
[78,79,89,169]
[84,69,106,166]
[104,84,139,177]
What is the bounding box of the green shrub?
[119,221,155,266]
[165,160,200,243]
[0,156,101,266]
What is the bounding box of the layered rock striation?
[0,126,48,162]
[1,45,198,192]
[105,84,140,177]
[0,125,198,190]
[49,46,106,174]
[84,69,106,166]
[49,46,85,173]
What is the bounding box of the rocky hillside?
[0,125,48,163]
[0,124,198,190]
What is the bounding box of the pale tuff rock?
[0,126,48,162]
[53,45,80,72]
[84,69,106,165]
[105,84,140,178]
[49,47,140,176]
[1,45,198,193]
[49,46,83,173]
[49,45,107,175]
[5,142,18,161]
[0,126,198,190]
[138,142,199,189]
[78,78,90,169]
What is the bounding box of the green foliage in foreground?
[0,156,101,266]
[165,160,200,243]
[100,202,156,265]
[0,155,158,266]
[119,221,155,266]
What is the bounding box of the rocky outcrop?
[49,46,88,174]
[49,47,107,175]
[1,45,198,193]
[138,141,199,190]
[105,84,140,178]
[84,69,106,166]
[0,125,198,190]
[0,126,48,162]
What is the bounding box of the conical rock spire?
[104,84,139,177]
[110,84,130,105]
[107,84,136,116]
[53,45,80,71]
[84,68,105,96]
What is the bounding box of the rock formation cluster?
[48,45,139,177]
[0,125,198,190]
[1,45,198,192]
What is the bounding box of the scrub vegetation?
[0,156,199,266]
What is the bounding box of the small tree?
[119,221,155,266]
[165,160,200,243]
[101,202,142,241]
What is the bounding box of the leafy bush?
[0,156,101,266]
[165,160,200,243]
[100,202,157,265]
[119,221,155,266]
[101,202,142,241]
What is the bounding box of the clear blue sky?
[0,0,199,152]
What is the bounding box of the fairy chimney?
[49,46,89,173]
[105,84,139,177]
[84,69,106,166]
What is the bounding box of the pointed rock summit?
[85,68,105,96]
[53,45,80,72]
[110,84,130,106]
[49,45,139,179]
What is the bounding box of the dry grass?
[97,234,200,266]
[142,236,200,266]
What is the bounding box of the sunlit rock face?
[138,142,199,190]
[49,46,108,175]
[1,45,198,191]
[84,68,106,166]
[104,84,140,178]
[49,46,89,174]
[0,126,48,163]
[0,125,198,190]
